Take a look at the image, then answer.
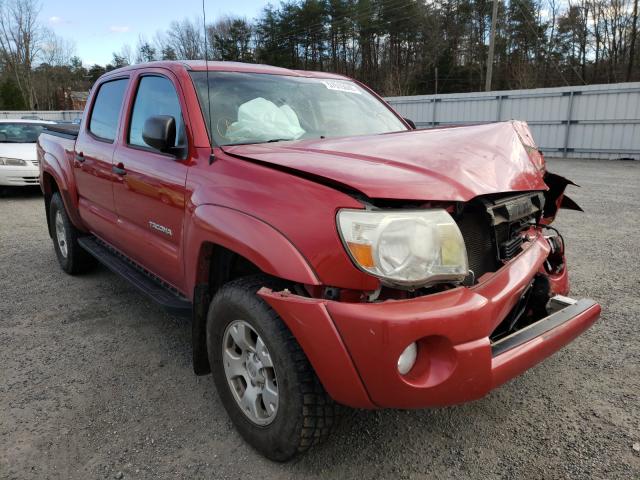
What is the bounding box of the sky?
[41,0,267,66]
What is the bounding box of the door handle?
[112,164,126,176]
[75,152,85,163]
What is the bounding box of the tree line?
[0,0,638,110]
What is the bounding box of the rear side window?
[128,76,185,149]
[89,78,128,141]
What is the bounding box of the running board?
[78,236,192,317]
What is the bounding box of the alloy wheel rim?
[54,211,68,258]
[222,320,279,426]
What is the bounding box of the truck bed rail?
[43,123,80,139]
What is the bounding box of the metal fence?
[386,82,640,160]
[0,110,83,122]
[3,83,640,160]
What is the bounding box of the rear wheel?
[206,275,337,461]
[49,193,94,274]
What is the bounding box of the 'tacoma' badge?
[148,221,172,236]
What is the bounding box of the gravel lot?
[1,158,639,479]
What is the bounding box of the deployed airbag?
[226,97,305,143]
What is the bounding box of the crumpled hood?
[224,121,547,202]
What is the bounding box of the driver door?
[111,71,189,291]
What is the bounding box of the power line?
[509,0,585,86]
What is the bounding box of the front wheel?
[206,275,338,461]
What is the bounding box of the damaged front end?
[253,122,600,409]
[542,171,584,223]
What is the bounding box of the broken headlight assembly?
[337,209,468,289]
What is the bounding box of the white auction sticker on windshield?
[322,80,361,94]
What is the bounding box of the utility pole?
[435,67,438,95]
[485,0,499,91]
[628,0,639,81]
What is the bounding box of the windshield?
[190,72,407,146]
[0,123,48,143]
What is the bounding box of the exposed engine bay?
[455,191,545,284]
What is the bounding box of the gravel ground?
[1,158,639,480]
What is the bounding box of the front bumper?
[0,166,39,186]
[260,235,600,409]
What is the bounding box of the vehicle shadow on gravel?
[0,185,41,197]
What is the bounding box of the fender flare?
[41,150,86,231]
[185,204,321,375]
[185,204,320,294]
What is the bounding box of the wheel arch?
[186,204,321,375]
[40,148,86,233]
[41,171,59,238]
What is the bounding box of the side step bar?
[491,296,597,357]
[78,236,192,317]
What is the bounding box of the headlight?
[337,209,468,288]
[0,157,28,166]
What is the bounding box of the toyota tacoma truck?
[38,61,601,461]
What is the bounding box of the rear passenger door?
[111,72,189,291]
[74,77,129,239]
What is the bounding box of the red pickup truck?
[38,61,601,461]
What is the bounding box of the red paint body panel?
[226,121,547,201]
[38,135,85,230]
[259,289,375,408]
[183,203,320,294]
[109,68,191,288]
[38,61,601,410]
[72,74,132,240]
[262,236,599,409]
[185,150,379,291]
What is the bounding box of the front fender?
[184,204,320,295]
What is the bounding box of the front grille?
[30,159,39,167]
[456,192,544,282]
[6,175,39,185]
[456,206,500,279]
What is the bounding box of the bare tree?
[0,0,44,108]
[166,18,203,60]
[135,35,157,63]
[119,44,132,65]
[41,30,75,66]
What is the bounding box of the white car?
[0,119,56,187]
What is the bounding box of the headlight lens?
[337,209,468,288]
[0,157,28,166]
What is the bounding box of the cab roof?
[105,60,351,80]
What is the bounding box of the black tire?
[206,275,337,461]
[49,192,94,274]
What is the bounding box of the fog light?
[397,342,418,375]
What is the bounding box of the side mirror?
[403,117,416,129]
[142,115,176,153]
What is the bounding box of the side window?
[89,78,128,141]
[128,76,185,149]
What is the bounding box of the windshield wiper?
[222,138,296,147]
